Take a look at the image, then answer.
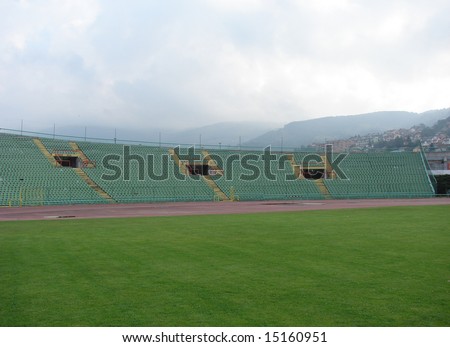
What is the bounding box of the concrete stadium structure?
[0,132,436,206]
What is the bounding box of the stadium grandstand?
[0,131,436,206]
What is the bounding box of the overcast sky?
[1,0,449,133]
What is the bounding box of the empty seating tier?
[0,134,107,206]
[0,133,435,206]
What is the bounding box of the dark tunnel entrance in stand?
[54,155,80,168]
[302,168,325,180]
[186,164,210,176]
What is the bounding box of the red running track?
[0,198,449,221]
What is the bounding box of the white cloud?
[0,0,448,132]
[202,0,264,12]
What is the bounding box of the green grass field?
[0,205,449,327]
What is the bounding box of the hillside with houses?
[309,116,450,153]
